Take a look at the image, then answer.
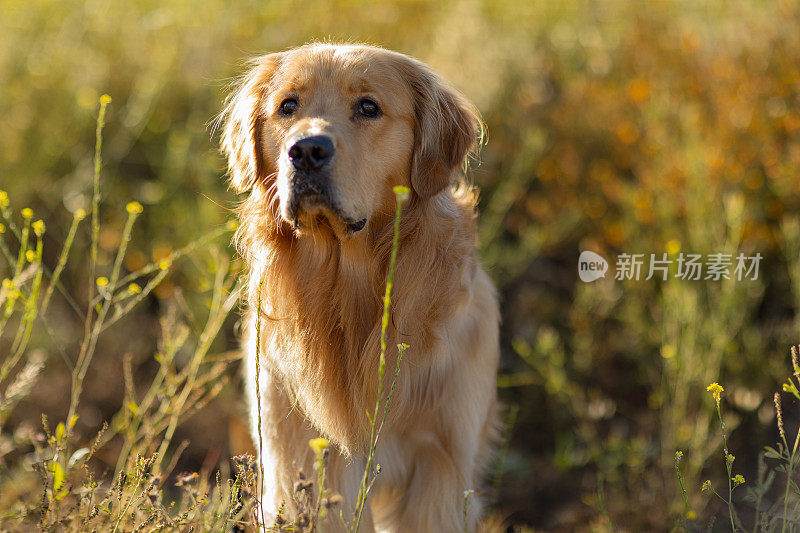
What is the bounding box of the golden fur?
[220,43,500,532]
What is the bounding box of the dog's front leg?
[373,439,483,533]
[246,355,375,531]
[324,452,376,532]
[246,363,312,527]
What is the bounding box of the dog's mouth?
[286,177,367,236]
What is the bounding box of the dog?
[220,43,500,532]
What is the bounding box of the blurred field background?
[2,0,800,530]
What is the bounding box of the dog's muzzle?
[285,135,367,233]
[286,134,335,220]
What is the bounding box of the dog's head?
[220,43,481,239]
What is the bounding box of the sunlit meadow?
[2,1,800,531]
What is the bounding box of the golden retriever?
[220,43,499,532]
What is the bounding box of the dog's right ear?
[219,53,283,192]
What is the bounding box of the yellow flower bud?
[126,201,143,215]
[100,94,112,104]
[32,220,45,236]
[96,276,109,287]
[21,208,33,219]
[309,438,330,455]
[127,283,142,295]
[393,185,410,202]
[0,190,8,208]
[74,208,87,221]
[25,250,37,263]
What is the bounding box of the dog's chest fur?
[251,233,402,452]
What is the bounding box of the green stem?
[716,403,736,532]
[352,187,408,532]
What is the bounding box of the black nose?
[288,135,334,171]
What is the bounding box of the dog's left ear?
[401,58,482,199]
[219,53,283,192]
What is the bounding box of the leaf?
[783,381,800,400]
[68,448,90,468]
[763,446,783,460]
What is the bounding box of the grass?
[671,348,800,533]
[0,96,250,531]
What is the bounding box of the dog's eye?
[279,98,299,116]
[356,98,381,118]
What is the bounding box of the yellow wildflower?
[706,382,724,404]
[25,250,37,263]
[32,220,45,236]
[21,208,33,219]
[701,479,712,492]
[127,283,142,295]
[74,208,87,221]
[686,510,697,520]
[393,185,410,202]
[309,438,330,455]
[126,201,143,215]
[100,94,112,105]
[732,474,745,487]
[0,190,8,208]
[158,259,171,271]
[96,276,109,287]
